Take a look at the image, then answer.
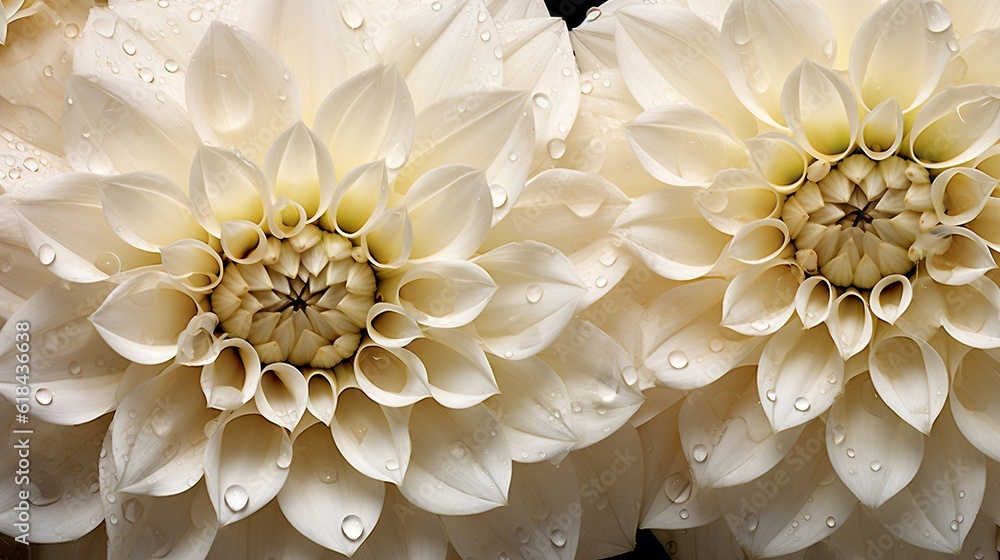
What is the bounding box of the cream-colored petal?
[407,328,499,409]
[441,460,580,559]
[827,376,924,508]
[89,271,200,365]
[219,0,378,124]
[386,260,497,328]
[714,423,857,558]
[859,98,904,160]
[202,339,262,411]
[404,165,493,262]
[331,386,411,485]
[794,275,835,329]
[63,75,199,188]
[104,481,218,560]
[277,422,384,555]
[111,363,219,497]
[99,172,207,252]
[930,168,997,226]
[720,0,837,126]
[485,354,577,463]
[923,226,997,285]
[958,28,1000,87]
[625,106,749,187]
[614,4,756,138]
[826,290,874,359]
[371,0,503,110]
[325,160,390,238]
[304,369,338,426]
[758,319,845,431]
[936,278,1000,348]
[538,319,645,449]
[255,363,309,431]
[188,146,269,236]
[354,340,431,407]
[870,332,948,433]
[399,400,511,515]
[721,261,801,336]
[472,241,587,359]
[746,132,810,193]
[365,304,422,349]
[641,279,764,390]
[683,367,803,488]
[185,21,301,157]
[910,84,1000,168]
[781,61,859,161]
[161,239,224,293]
[203,497,328,559]
[950,348,1000,462]
[361,206,412,269]
[0,281,127,425]
[313,63,415,179]
[872,411,986,554]
[485,0,549,22]
[813,0,881,70]
[396,88,533,221]
[718,218,789,269]
[204,413,292,526]
[220,220,268,265]
[849,0,955,112]
[870,274,914,324]
[695,170,784,235]
[13,173,159,283]
[263,121,336,222]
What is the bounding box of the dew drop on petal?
[349,421,367,444]
[38,244,56,265]
[448,441,469,459]
[663,472,692,504]
[743,511,759,531]
[164,59,179,73]
[691,444,709,462]
[765,389,776,402]
[489,184,508,208]
[122,498,144,523]
[584,7,601,21]
[35,388,53,405]
[64,23,80,38]
[122,39,137,56]
[68,361,82,375]
[679,508,690,520]
[668,351,688,369]
[621,365,638,385]
[531,93,550,110]
[595,276,608,288]
[525,284,543,303]
[546,138,566,160]
[846,448,856,458]
[709,338,725,352]
[224,484,249,511]
[342,514,364,540]
[831,424,846,445]
[480,30,491,41]
[549,528,567,548]
[188,7,203,21]
[794,397,811,412]
[870,460,882,472]
[385,459,399,471]
[826,516,837,528]
[319,465,338,484]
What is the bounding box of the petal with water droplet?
[353,340,430,407]
[383,260,497,329]
[331,386,411,485]
[910,84,1000,168]
[103,480,218,559]
[99,172,208,252]
[721,261,800,336]
[869,333,948,434]
[255,363,308,431]
[826,290,874,359]
[188,146,268,236]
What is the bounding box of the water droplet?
[621,365,638,385]
[64,23,80,38]
[95,252,122,276]
[549,528,567,547]
[188,7,203,21]
[743,511,759,531]
[663,472,692,503]
[431,1,441,10]
[846,448,856,458]
[349,421,367,443]
[525,284,543,303]
[23,157,39,172]
[224,485,249,511]
[480,30,491,41]
[584,7,601,21]
[974,547,985,559]
[750,318,770,331]
[870,460,882,472]
[490,184,508,208]
[948,37,959,52]
[109,513,119,524]
[922,1,952,33]
[122,39,137,56]
[107,493,117,504]
[385,459,399,471]
[822,40,836,59]
[38,244,56,265]
[546,138,566,159]
[411,34,422,47]
[794,397,811,412]
[35,388,53,405]
[595,276,608,288]
[668,351,688,369]
[123,498,144,522]
[138,67,154,83]
[342,514,364,540]
[319,465,338,484]
[531,93,550,110]
[765,389,776,402]
[42,65,54,78]
[68,361,82,376]
[164,59,179,73]
[950,519,959,531]
[824,516,837,528]
[691,444,709,462]
[831,424,846,445]
[503,350,514,358]
[679,508,690,520]
[580,81,593,94]
[449,441,469,459]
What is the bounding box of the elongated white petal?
[104,479,218,559]
[188,146,268,236]
[923,226,997,285]
[404,165,493,261]
[759,319,845,431]
[254,363,308,431]
[485,354,577,463]
[715,423,857,557]
[827,376,923,508]
[870,274,913,325]
[859,98,904,160]
[720,0,837,126]
[721,261,800,336]
[313,63,415,179]
[869,333,948,434]
[442,460,579,559]
[951,349,1000,462]
[641,280,761,390]
[472,241,586,359]
[354,341,430,407]
[397,88,533,221]
[277,422,384,555]
[0,281,127,425]
[569,425,643,558]
[13,173,159,283]
[795,276,835,329]
[89,271,200,365]
[656,518,749,560]
[303,369,338,426]
[781,61,859,161]
[872,412,986,554]
[683,367,803,488]
[205,413,292,526]
[63,75,199,188]
[372,0,502,110]
[614,4,756,138]
[203,497,327,559]
[331,386,411,484]
[695,171,784,236]
[386,261,497,328]
[263,121,336,222]
[934,279,1000,348]
[0,415,109,542]
[407,328,499,408]
[112,363,219,496]
[626,106,749,188]
[746,133,809,193]
[200,339,260,411]
[400,401,511,515]
[826,290,874,359]
[931,168,997,226]
[638,401,721,530]
[219,0,378,123]
[612,189,730,280]
[186,22,301,156]
[501,17,580,160]
[339,485,449,559]
[99,172,207,252]
[850,0,954,112]
[910,84,1000,168]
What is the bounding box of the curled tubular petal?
[869,274,913,325]
[746,132,809,193]
[721,261,801,336]
[202,338,262,411]
[910,84,1000,168]
[794,276,834,329]
[354,341,430,408]
[858,98,904,160]
[161,239,224,293]
[781,61,859,162]
[826,290,874,359]
[255,362,309,431]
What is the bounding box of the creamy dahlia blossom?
[0,1,650,558]
[567,0,1000,557]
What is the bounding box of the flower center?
[782,154,936,289]
[210,225,376,368]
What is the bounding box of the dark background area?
[543,0,672,557]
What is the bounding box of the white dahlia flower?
[570,0,1000,557]
[0,1,650,558]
